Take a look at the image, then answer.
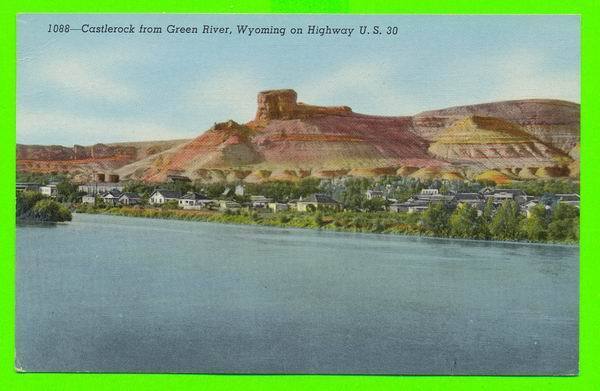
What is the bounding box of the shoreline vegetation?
[75,202,579,245]
[16,175,579,244]
[16,191,71,223]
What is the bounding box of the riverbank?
[75,205,579,245]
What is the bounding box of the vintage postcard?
[16,14,579,374]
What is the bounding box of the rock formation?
[253,89,352,122]
[18,89,580,184]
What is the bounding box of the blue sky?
[17,14,580,145]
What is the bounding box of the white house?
[81,195,96,205]
[149,189,182,205]
[366,189,384,200]
[235,184,245,196]
[40,184,58,197]
[420,188,439,196]
[101,189,122,206]
[484,189,528,204]
[296,193,339,212]
[178,192,212,209]
[415,188,452,203]
[389,200,430,213]
[250,195,272,208]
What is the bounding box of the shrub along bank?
[17,191,72,222]
[75,200,579,244]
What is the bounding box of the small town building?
[452,193,485,208]
[235,184,246,196]
[78,182,124,195]
[296,193,339,212]
[149,189,182,205]
[415,188,452,203]
[420,188,439,196]
[101,189,122,206]
[268,202,289,213]
[484,189,528,204]
[218,200,241,211]
[389,200,430,213]
[178,192,212,208]
[479,187,495,196]
[250,195,273,208]
[16,182,41,193]
[556,193,580,209]
[81,195,96,205]
[119,192,142,205]
[366,189,384,200]
[524,201,551,218]
[39,184,58,197]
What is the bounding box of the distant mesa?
[253,89,352,122]
[17,89,580,184]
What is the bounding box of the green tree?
[362,197,386,212]
[552,203,579,221]
[56,179,80,202]
[30,199,72,222]
[548,219,576,242]
[16,191,45,218]
[296,178,321,198]
[340,178,371,210]
[547,203,579,242]
[478,197,495,239]
[123,181,155,198]
[520,205,549,242]
[489,199,522,241]
[420,203,451,237]
[202,182,227,199]
[449,204,482,238]
[571,216,580,241]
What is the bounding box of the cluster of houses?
[17,182,60,197]
[384,187,579,216]
[70,183,341,213]
[76,185,581,216]
[17,179,579,217]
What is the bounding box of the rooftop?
[181,192,209,200]
[153,189,182,199]
[119,192,141,199]
[301,193,338,204]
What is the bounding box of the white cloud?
[442,49,580,105]
[39,58,138,102]
[185,70,264,124]
[491,49,580,103]
[298,61,421,115]
[17,109,183,145]
[19,45,144,104]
